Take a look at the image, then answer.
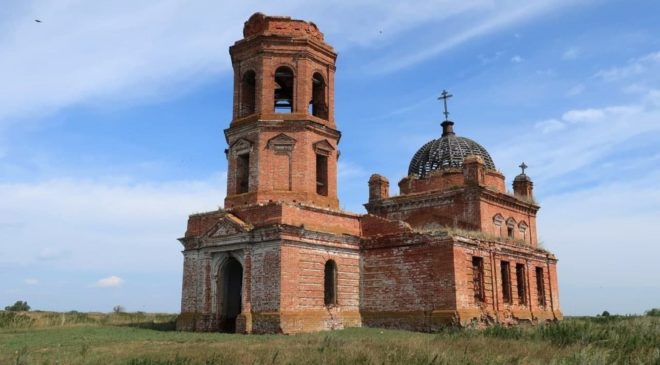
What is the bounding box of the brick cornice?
[225,119,341,142]
[230,36,337,63]
[365,189,463,214]
[479,188,539,215]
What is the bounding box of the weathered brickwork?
[176,12,562,334]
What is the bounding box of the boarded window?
[518,221,528,242]
[316,154,328,196]
[536,267,546,307]
[309,73,327,119]
[501,261,512,304]
[274,66,294,113]
[240,70,256,117]
[472,256,485,303]
[324,260,337,306]
[516,263,526,305]
[236,153,250,194]
[506,218,516,239]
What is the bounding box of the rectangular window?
[236,153,250,194]
[536,267,546,307]
[501,261,512,304]
[516,263,526,305]
[472,256,485,303]
[316,154,328,196]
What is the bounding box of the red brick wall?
[250,244,281,313]
[229,202,361,236]
[361,235,457,331]
[281,244,360,310]
[367,190,482,231]
[399,170,505,195]
[225,125,340,209]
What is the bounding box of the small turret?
[368,174,390,202]
[513,162,534,199]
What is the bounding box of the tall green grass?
[0,311,658,364]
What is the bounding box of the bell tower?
[224,13,339,209]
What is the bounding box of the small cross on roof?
[438,90,453,121]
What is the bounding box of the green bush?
[645,308,660,317]
[4,301,30,312]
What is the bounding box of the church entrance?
[218,257,243,333]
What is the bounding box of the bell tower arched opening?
[310,72,327,119]
[239,70,256,117]
[274,66,294,113]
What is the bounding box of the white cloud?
[595,51,660,82]
[566,83,585,96]
[478,51,503,65]
[24,278,38,285]
[338,160,368,180]
[535,119,565,133]
[561,108,605,123]
[0,1,583,128]
[367,1,576,74]
[645,89,660,106]
[495,88,660,187]
[510,55,524,63]
[562,46,580,60]
[541,173,660,315]
[37,248,70,261]
[94,276,123,288]
[0,1,240,126]
[562,106,639,123]
[0,174,226,272]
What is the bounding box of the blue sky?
[1,0,659,315]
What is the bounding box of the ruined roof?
[243,12,324,41]
[408,121,496,177]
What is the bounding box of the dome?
[408,121,496,177]
[514,173,532,182]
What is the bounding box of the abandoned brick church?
[176,13,562,333]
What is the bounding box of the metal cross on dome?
[438,90,453,121]
[519,162,528,175]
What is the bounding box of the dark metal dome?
[408,121,496,177]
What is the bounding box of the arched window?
[506,218,516,239]
[323,260,337,306]
[493,214,504,227]
[309,73,327,119]
[274,66,294,113]
[239,70,256,117]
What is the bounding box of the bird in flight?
[35,19,42,23]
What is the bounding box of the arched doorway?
[218,257,243,332]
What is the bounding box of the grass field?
[1,311,659,365]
